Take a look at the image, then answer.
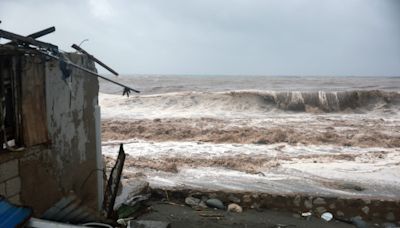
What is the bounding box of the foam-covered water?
[100,75,400,198]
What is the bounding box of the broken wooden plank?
[103,144,126,218]
[71,44,119,76]
[6,27,56,46]
[20,55,49,146]
[0,29,58,51]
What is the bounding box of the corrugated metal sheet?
[0,197,32,227]
[41,194,100,224]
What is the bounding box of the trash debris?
[301,212,312,217]
[227,203,243,213]
[321,212,333,221]
[0,197,32,227]
[205,198,225,210]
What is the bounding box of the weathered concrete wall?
[0,53,103,216]
[0,158,21,204]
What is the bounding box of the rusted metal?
[103,144,126,218]
[71,44,119,76]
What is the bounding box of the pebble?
[315,206,326,215]
[198,201,208,208]
[350,217,368,228]
[313,197,326,205]
[185,196,201,207]
[293,195,301,207]
[227,203,243,213]
[385,212,395,222]
[206,198,225,210]
[228,195,241,204]
[361,206,369,215]
[304,199,313,209]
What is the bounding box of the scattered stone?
[227,203,243,213]
[228,195,241,204]
[304,199,313,209]
[361,206,369,215]
[350,217,368,228]
[293,195,301,207]
[336,211,344,217]
[242,194,252,204]
[313,197,326,205]
[185,196,201,207]
[383,223,397,228]
[250,202,261,210]
[198,201,208,209]
[362,199,371,205]
[206,198,225,210]
[385,212,395,222]
[321,212,333,222]
[315,207,326,215]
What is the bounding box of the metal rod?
[41,51,140,93]
[71,44,119,76]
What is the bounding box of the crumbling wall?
[0,53,103,216]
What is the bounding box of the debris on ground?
[205,198,225,210]
[227,203,243,213]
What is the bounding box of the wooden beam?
[0,29,58,51]
[71,44,119,76]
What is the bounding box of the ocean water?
[100,75,400,95]
[100,75,400,197]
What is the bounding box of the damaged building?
[0,27,137,226]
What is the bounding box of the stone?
[385,212,395,222]
[350,217,368,228]
[242,194,252,204]
[304,199,313,209]
[383,223,397,228]
[313,197,326,205]
[198,201,208,208]
[228,195,241,204]
[361,206,369,215]
[315,207,326,215]
[227,203,243,213]
[293,195,301,207]
[185,196,201,207]
[206,198,225,210]
[336,211,344,217]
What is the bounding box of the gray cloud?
[1,0,399,76]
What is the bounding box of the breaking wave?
[127,90,400,114]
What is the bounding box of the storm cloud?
[1,0,399,76]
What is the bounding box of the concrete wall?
[0,53,103,216]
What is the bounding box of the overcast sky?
[1,0,399,76]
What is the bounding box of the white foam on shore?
[103,140,400,198]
